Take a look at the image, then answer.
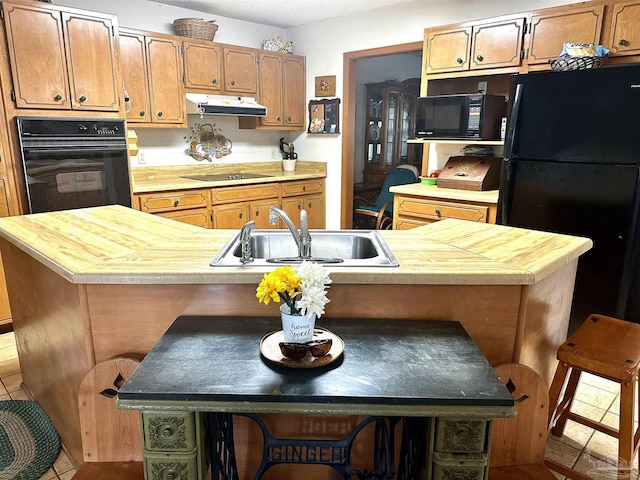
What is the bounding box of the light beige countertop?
[390,183,500,204]
[131,161,327,194]
[0,205,591,286]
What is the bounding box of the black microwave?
[415,93,507,140]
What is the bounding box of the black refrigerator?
[498,64,640,331]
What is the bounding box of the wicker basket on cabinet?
[173,18,218,41]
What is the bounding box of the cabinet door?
[425,26,472,73]
[3,3,70,109]
[0,180,10,323]
[223,46,257,95]
[62,12,119,111]
[146,35,185,124]
[470,18,525,70]
[212,202,248,229]
[608,1,640,56]
[302,194,324,229]
[527,5,604,65]
[119,31,151,122]
[282,56,305,127]
[281,195,325,229]
[258,53,283,126]
[183,41,222,91]
[249,198,279,229]
[281,197,304,229]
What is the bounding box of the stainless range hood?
[186,93,267,117]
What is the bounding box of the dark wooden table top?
[118,316,514,417]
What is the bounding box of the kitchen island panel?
[1,239,92,463]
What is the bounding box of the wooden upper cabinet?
[282,56,305,128]
[470,18,525,70]
[258,53,283,126]
[183,40,223,92]
[146,35,185,124]
[120,28,185,126]
[62,12,119,111]
[527,4,604,65]
[608,1,640,57]
[426,16,524,74]
[425,26,472,73]
[222,46,258,95]
[3,1,119,111]
[119,31,151,122]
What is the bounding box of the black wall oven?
[17,117,131,214]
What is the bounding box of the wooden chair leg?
[548,361,569,426]
[618,379,636,480]
[550,368,581,437]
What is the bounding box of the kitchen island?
[0,205,591,471]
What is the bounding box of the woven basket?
[549,55,606,71]
[173,18,218,41]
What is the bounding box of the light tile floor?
[0,331,77,480]
[0,329,634,480]
[544,371,636,480]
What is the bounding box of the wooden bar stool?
[547,314,640,480]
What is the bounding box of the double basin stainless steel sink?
[210,230,399,267]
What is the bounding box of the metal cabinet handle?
[456,57,463,64]
[619,39,628,46]
[288,117,292,122]
[79,95,87,102]
[255,210,259,216]
[435,209,441,216]
[302,186,306,191]
[476,54,483,61]
[308,202,312,208]
[157,111,163,117]
[54,94,62,101]
[139,111,145,116]
[239,211,243,218]
[230,80,236,86]
[212,78,218,84]
[297,204,301,210]
[276,116,281,121]
[173,200,179,207]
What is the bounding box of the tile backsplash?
[132,115,290,167]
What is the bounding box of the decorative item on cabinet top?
[549,43,609,71]
[173,18,218,41]
[308,98,340,134]
[263,34,293,53]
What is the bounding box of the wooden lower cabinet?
[135,179,326,230]
[393,193,497,229]
[211,202,247,229]
[281,194,325,229]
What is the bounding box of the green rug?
[0,400,60,480]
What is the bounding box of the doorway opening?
[341,42,423,229]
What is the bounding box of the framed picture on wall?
[308,98,340,134]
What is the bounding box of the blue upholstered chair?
[354,166,418,229]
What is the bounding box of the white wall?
[58,0,583,226]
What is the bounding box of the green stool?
[0,400,61,480]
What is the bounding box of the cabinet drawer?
[435,418,487,453]
[211,183,278,204]
[432,452,487,480]
[138,190,209,213]
[142,411,197,452]
[157,208,211,228]
[281,179,323,197]
[397,198,489,223]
